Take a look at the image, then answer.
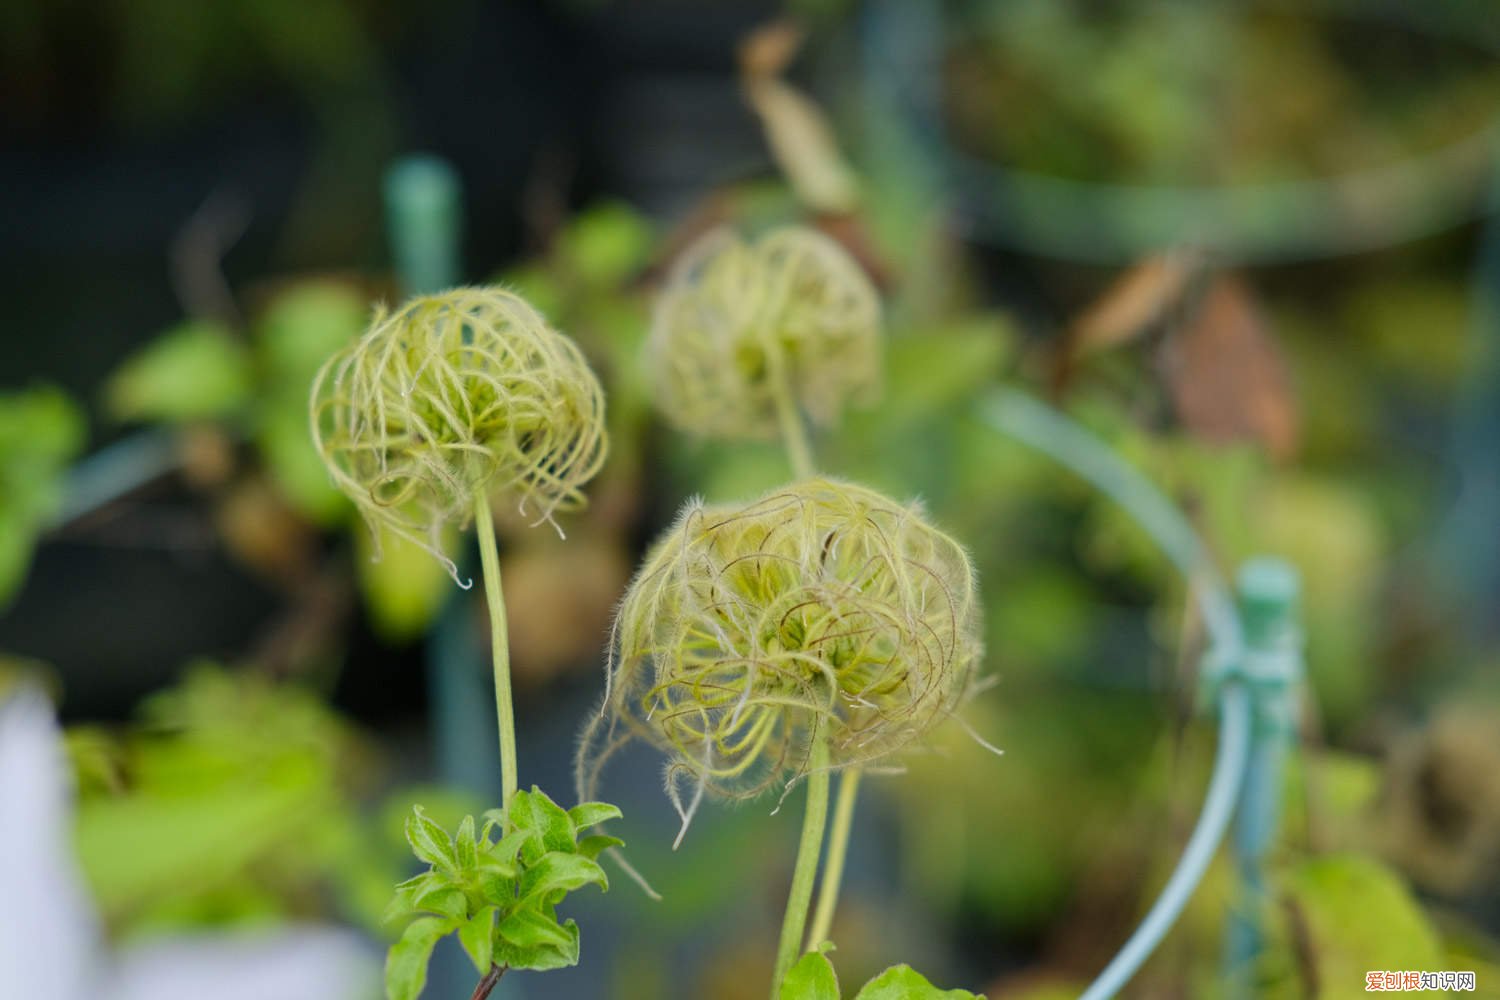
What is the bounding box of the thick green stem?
[473,494,518,818]
[772,734,831,997]
[805,766,861,950]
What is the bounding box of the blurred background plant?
[4,1,1500,997]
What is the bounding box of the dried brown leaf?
[737,19,805,80]
[1161,275,1299,460]
[744,77,861,214]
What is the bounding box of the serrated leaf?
[494,914,582,972]
[383,871,443,925]
[508,787,575,862]
[405,806,455,872]
[479,808,507,843]
[477,865,515,905]
[576,834,625,861]
[454,815,479,871]
[781,950,840,1000]
[489,829,528,867]
[497,906,575,950]
[854,965,981,1000]
[519,852,608,903]
[105,320,253,423]
[413,884,466,920]
[385,916,452,1000]
[457,906,496,975]
[567,802,622,832]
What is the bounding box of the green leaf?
[497,906,575,950]
[412,884,466,920]
[494,909,582,971]
[383,871,443,925]
[405,806,455,872]
[854,965,982,1000]
[781,950,840,1000]
[479,809,507,843]
[105,320,253,423]
[488,829,528,867]
[1282,854,1443,991]
[385,916,452,1000]
[519,852,609,903]
[457,906,496,975]
[567,802,622,832]
[476,863,516,905]
[454,815,479,871]
[0,385,86,609]
[508,787,575,863]
[355,523,454,641]
[576,834,625,860]
[559,201,653,288]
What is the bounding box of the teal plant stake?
[381,156,498,803]
[978,389,1258,1000]
[1221,557,1302,997]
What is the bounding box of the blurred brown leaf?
[498,534,631,687]
[738,18,859,215]
[737,18,804,80]
[1160,275,1299,460]
[214,474,316,587]
[743,77,861,215]
[1055,251,1198,390]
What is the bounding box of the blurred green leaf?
[105,320,252,423]
[0,385,85,608]
[559,202,653,289]
[355,523,454,641]
[1282,854,1442,991]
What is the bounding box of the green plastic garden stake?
[1224,557,1303,997]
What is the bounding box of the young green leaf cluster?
[383,790,622,1000]
[580,478,982,832]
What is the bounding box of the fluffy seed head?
[579,478,982,832]
[310,287,607,578]
[648,226,881,441]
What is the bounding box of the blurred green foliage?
[67,664,402,936]
[0,385,85,610]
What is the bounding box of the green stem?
[772,733,831,997]
[473,494,518,818]
[805,766,861,950]
[769,358,816,481]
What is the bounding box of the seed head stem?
[474,493,518,819]
[770,356,815,480]
[805,766,862,951]
[772,731,831,997]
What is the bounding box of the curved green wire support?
[976,389,1255,1000]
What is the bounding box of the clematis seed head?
[578,478,982,840]
[647,226,881,441]
[309,287,607,582]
